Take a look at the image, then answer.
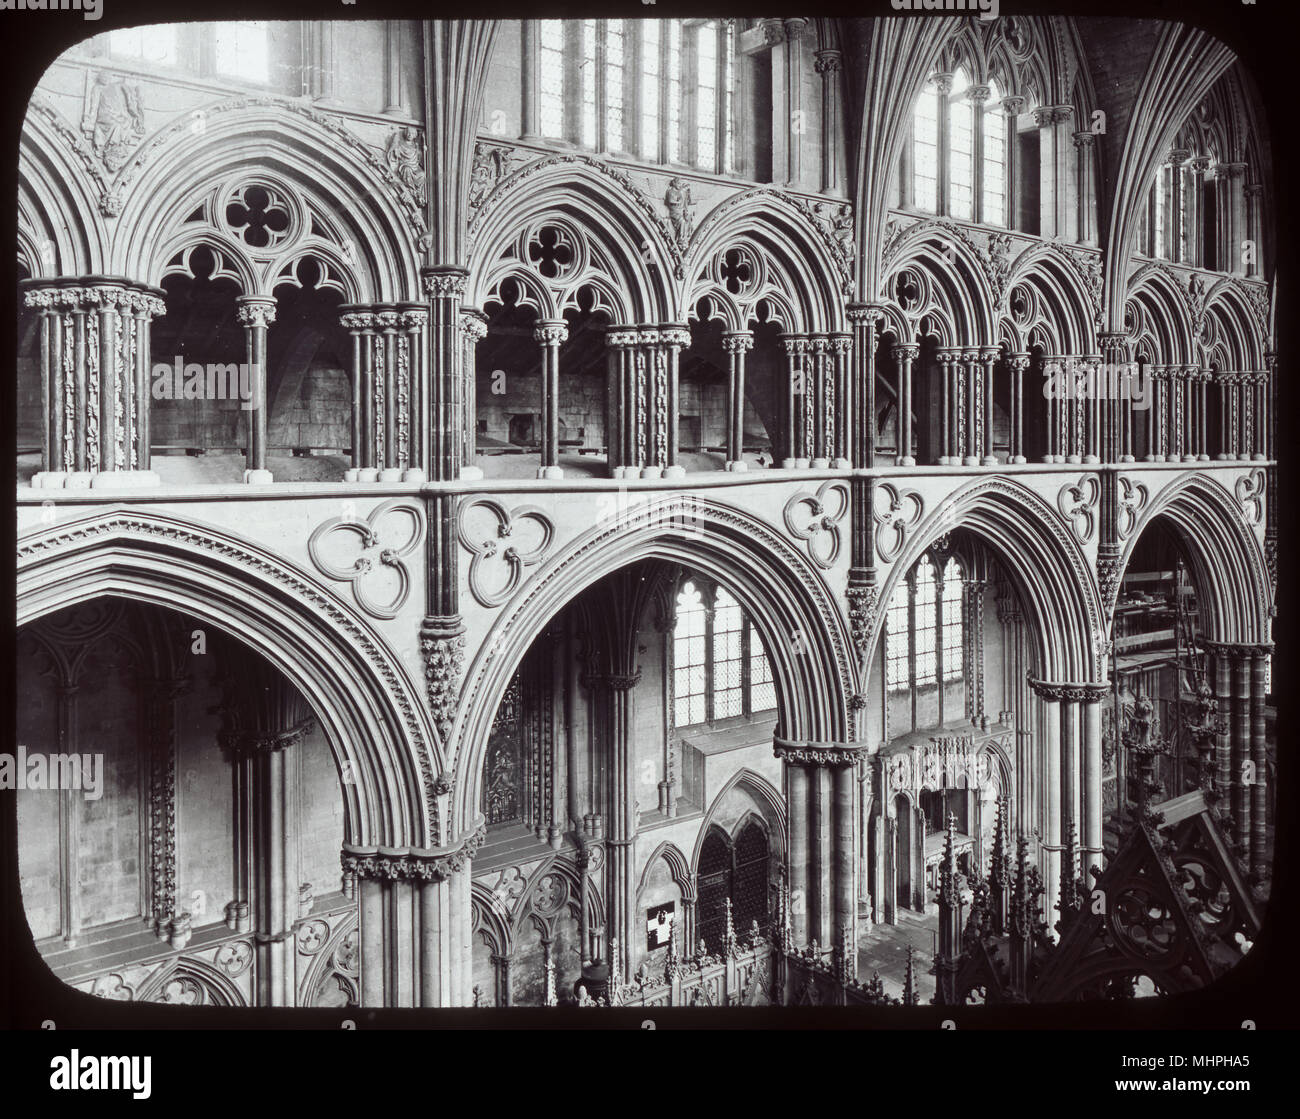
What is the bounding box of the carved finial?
[903,946,919,1006]
[724,897,738,958]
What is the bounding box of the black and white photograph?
[1,0,1291,1083]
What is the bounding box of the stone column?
[782,19,808,186]
[374,307,402,479]
[722,331,754,471]
[1222,162,1248,276]
[459,310,488,478]
[400,304,428,481]
[782,334,812,468]
[605,326,639,478]
[775,740,862,964]
[1243,182,1263,279]
[22,279,166,489]
[1073,131,1097,244]
[602,672,640,979]
[340,308,375,475]
[422,268,470,483]
[980,346,999,464]
[811,335,834,468]
[814,49,842,193]
[1252,370,1268,462]
[959,347,981,465]
[235,296,276,483]
[846,305,882,467]
[1079,686,1106,878]
[659,325,691,478]
[1007,353,1029,463]
[1034,106,1075,239]
[894,343,918,466]
[1231,648,1251,852]
[534,319,568,479]
[343,830,483,1007]
[1250,648,1270,878]
[829,332,852,468]
[1028,679,1062,937]
[936,348,959,464]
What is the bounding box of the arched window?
[909,69,1019,228]
[109,25,179,67]
[672,577,776,729]
[884,555,967,733]
[696,820,770,953]
[531,18,738,173]
[213,21,270,84]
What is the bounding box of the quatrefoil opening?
[307,499,424,620]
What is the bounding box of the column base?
[537,465,565,480]
[900,456,917,466]
[780,458,797,469]
[662,465,686,479]
[1181,454,1197,464]
[639,465,664,480]
[34,470,162,489]
[612,465,636,479]
[725,460,748,472]
[961,456,978,466]
[1215,453,1231,461]
[1066,454,1082,464]
[1011,455,1027,464]
[1082,454,1099,464]
[811,457,830,470]
[1119,455,1135,463]
[378,467,404,482]
[1145,455,1159,463]
[357,467,380,482]
[831,458,851,470]
[981,455,998,466]
[401,468,427,483]
[937,456,952,466]
[459,465,485,481]
[1042,455,1055,465]
[244,469,275,484]
[1252,453,1267,461]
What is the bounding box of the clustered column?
[606,325,689,480]
[775,740,863,965]
[845,305,883,467]
[339,302,429,481]
[534,319,568,479]
[342,833,482,1008]
[1007,353,1030,463]
[23,278,167,489]
[458,309,488,478]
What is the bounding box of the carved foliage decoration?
[458,499,555,608]
[783,481,850,570]
[307,499,424,620]
[872,483,925,563]
[1057,474,1101,544]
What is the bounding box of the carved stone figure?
[663,177,694,244]
[386,126,427,204]
[84,72,144,173]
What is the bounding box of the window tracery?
[672,576,776,730]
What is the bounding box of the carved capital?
[774,738,867,768]
[534,321,569,347]
[420,268,469,300]
[1026,677,1109,703]
[235,299,277,330]
[459,310,488,342]
[814,50,842,74]
[342,826,486,883]
[722,331,754,355]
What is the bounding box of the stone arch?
[467,157,676,323]
[1126,266,1195,363]
[452,494,855,832]
[881,227,997,344]
[686,188,848,332]
[1002,246,1098,354]
[1117,472,1271,644]
[470,881,515,958]
[135,957,247,1007]
[19,101,109,277]
[869,476,1103,682]
[689,768,788,875]
[17,508,442,851]
[636,841,696,906]
[1201,280,1264,370]
[112,104,421,302]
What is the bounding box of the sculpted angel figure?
[85,72,145,173]
[664,177,694,243]
[386,126,427,203]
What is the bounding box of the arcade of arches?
[13,16,1275,1008]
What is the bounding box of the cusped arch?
[1117,472,1271,644]
[135,957,247,1007]
[883,231,996,344]
[112,105,421,302]
[1126,266,1195,364]
[452,495,855,831]
[1001,246,1098,354]
[870,477,1103,682]
[467,158,676,323]
[17,508,443,851]
[687,188,848,331]
[1200,279,1264,370]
